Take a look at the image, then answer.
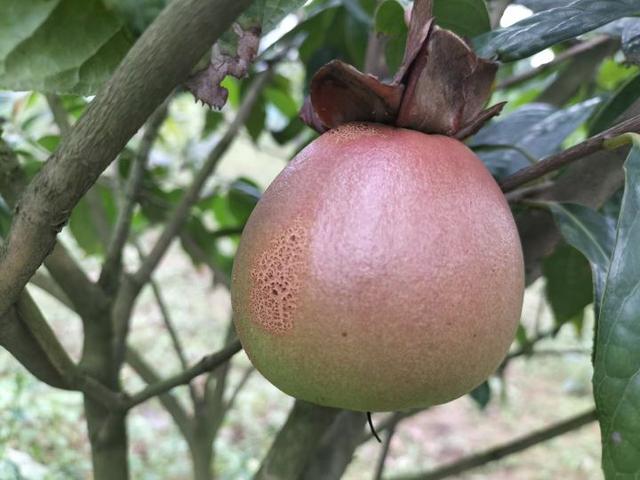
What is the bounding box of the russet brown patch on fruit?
[329,123,382,143]
[249,220,308,334]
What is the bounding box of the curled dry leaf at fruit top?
[300,0,503,138]
[185,23,261,109]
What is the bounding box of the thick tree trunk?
[190,424,214,480]
[84,400,129,480]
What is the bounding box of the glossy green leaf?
[103,0,167,35]
[543,244,593,325]
[515,0,563,11]
[0,0,133,94]
[588,135,640,477]
[471,99,600,179]
[548,202,615,312]
[622,18,640,64]
[474,0,640,61]
[36,135,60,153]
[227,179,261,225]
[433,0,491,39]
[246,97,266,143]
[469,381,491,409]
[68,185,116,256]
[589,73,640,135]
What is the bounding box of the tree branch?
[44,243,110,320]
[28,270,74,310]
[223,365,254,413]
[385,409,597,480]
[110,70,271,370]
[500,112,640,192]
[0,136,108,319]
[301,410,368,480]
[180,232,231,287]
[254,400,341,480]
[126,346,193,442]
[374,413,401,480]
[122,339,242,411]
[0,0,252,318]
[100,101,169,290]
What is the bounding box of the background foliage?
[2,0,640,478]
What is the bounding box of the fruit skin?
[231,122,524,412]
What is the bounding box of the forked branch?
[121,339,242,411]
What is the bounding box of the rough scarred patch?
[249,221,307,333]
[329,123,381,143]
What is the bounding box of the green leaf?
[591,135,640,477]
[218,0,308,56]
[375,0,408,72]
[547,202,615,312]
[474,0,640,61]
[433,0,491,39]
[68,185,117,256]
[202,110,225,137]
[246,97,266,143]
[264,87,299,118]
[471,99,600,179]
[543,244,593,325]
[469,381,491,409]
[0,0,133,95]
[103,0,167,35]
[272,117,305,144]
[227,179,261,225]
[36,135,60,153]
[589,73,640,135]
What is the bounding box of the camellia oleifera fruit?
[230,0,525,412]
[231,123,524,412]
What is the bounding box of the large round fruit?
[231,123,524,412]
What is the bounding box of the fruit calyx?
[299,0,505,139]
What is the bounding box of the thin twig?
[100,101,169,289]
[501,326,562,369]
[28,270,74,310]
[122,339,242,411]
[505,181,554,202]
[133,241,189,370]
[360,409,425,445]
[111,72,270,371]
[499,112,640,192]
[223,365,255,413]
[125,346,193,441]
[132,70,271,288]
[497,36,610,90]
[472,143,538,164]
[373,413,401,480]
[385,409,597,480]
